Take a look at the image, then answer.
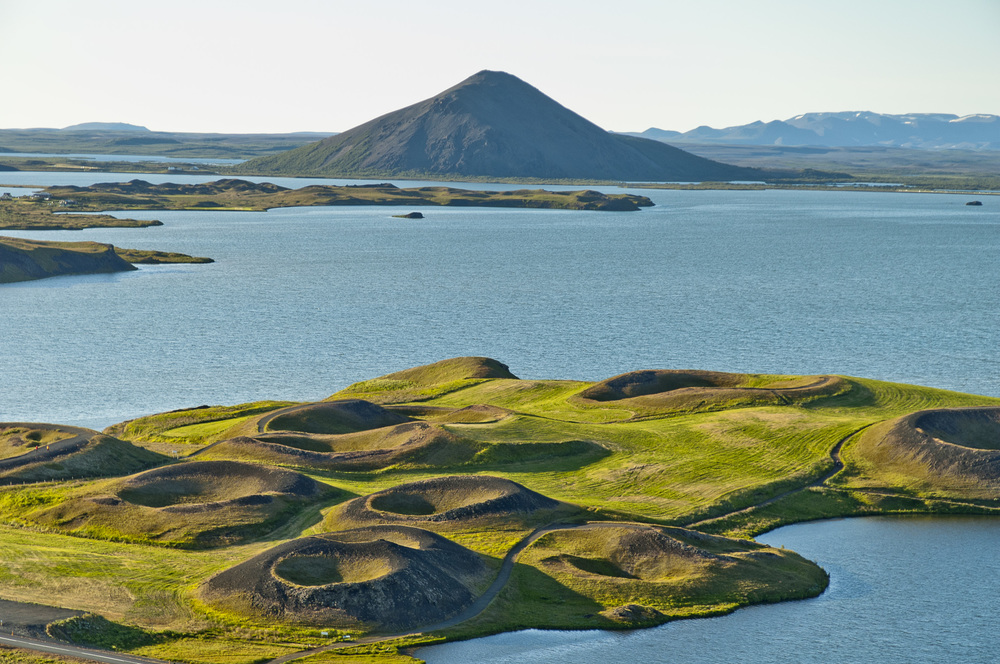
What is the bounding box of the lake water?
[419,517,1000,664]
[1,179,996,429]
[1,172,998,660]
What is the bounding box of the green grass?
[105,401,296,445]
[0,200,160,231]
[0,645,90,664]
[133,637,306,664]
[36,180,653,214]
[162,416,257,442]
[6,362,1000,663]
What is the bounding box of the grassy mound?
[201,421,480,471]
[426,404,514,424]
[201,525,490,630]
[839,407,1000,498]
[574,370,850,415]
[331,357,518,404]
[0,425,75,460]
[914,408,1000,450]
[515,523,828,627]
[0,236,136,283]
[29,460,336,547]
[115,460,324,507]
[329,475,568,530]
[381,357,518,383]
[0,423,166,485]
[105,401,297,449]
[259,400,412,435]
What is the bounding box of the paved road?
[0,417,876,664]
[0,633,170,664]
[0,422,96,478]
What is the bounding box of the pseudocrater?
[30,460,335,546]
[329,475,570,530]
[574,369,849,412]
[857,406,1000,489]
[201,525,490,630]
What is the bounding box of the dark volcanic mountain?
[237,71,755,181]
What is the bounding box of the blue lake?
[1,182,996,429]
[419,517,1000,664]
[1,173,998,661]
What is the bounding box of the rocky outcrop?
[1,236,137,284]
[201,526,489,630]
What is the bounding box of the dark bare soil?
[261,400,412,435]
[876,407,1000,482]
[333,475,563,528]
[0,598,84,639]
[576,370,848,412]
[201,525,489,631]
[210,421,473,471]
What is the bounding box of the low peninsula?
[41,178,655,213]
[2,357,1000,664]
[0,198,161,231]
[0,236,212,284]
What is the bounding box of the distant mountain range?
[625,112,1000,150]
[236,71,757,182]
[61,122,151,132]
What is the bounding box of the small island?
[0,236,212,284]
[40,178,654,214]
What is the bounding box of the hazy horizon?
[2,109,997,138]
[2,0,999,134]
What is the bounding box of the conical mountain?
[237,71,756,181]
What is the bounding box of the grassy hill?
[0,236,137,283]
[0,235,212,284]
[2,358,1000,663]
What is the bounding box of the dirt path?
[683,422,876,529]
[263,520,662,664]
[0,420,882,664]
[256,404,313,434]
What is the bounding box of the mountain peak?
[236,71,753,181]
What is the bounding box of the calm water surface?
[419,517,1000,664]
[1,173,999,661]
[0,184,997,429]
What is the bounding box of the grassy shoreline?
[2,359,1000,663]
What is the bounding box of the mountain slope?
[629,112,1000,150]
[237,71,755,181]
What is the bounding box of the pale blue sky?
[3,0,998,134]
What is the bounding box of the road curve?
[256,403,314,434]
[1,420,877,664]
[0,422,96,478]
[0,633,170,664]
